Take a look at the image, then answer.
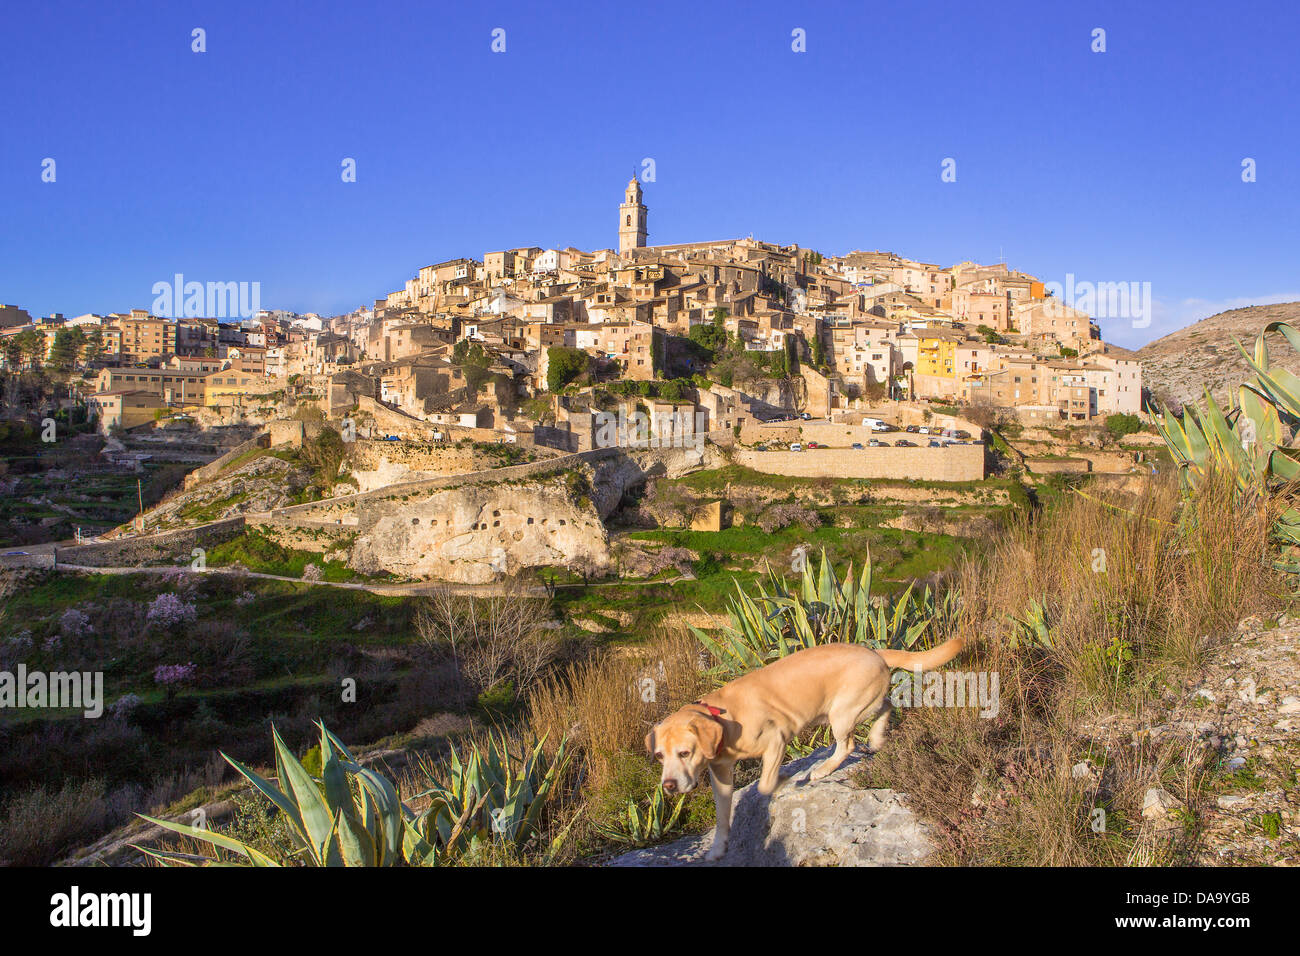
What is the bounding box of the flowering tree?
[59,608,92,638]
[154,662,196,701]
[146,593,197,631]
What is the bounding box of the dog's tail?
[876,636,965,671]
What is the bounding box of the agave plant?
[411,729,573,858]
[135,722,459,866]
[1006,597,1053,651]
[1152,320,1300,573]
[593,786,688,847]
[691,547,959,679]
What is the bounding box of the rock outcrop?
[347,471,610,584]
[608,748,934,867]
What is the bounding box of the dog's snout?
[662,778,678,793]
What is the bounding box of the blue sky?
[1,0,1297,348]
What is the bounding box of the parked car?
[806,441,821,449]
[953,430,972,440]
[850,442,864,450]
[904,425,920,433]
[895,439,917,447]
[789,443,802,452]
[800,412,812,421]
[928,440,943,447]
[868,439,885,447]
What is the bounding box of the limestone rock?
[608,748,933,867]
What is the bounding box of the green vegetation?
[1152,319,1300,575]
[205,528,372,582]
[452,340,493,394]
[547,346,590,392]
[1104,412,1142,439]
[692,548,959,680]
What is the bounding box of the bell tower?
[618,177,648,253]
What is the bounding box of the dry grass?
[525,628,712,853]
[527,628,704,793]
[0,779,112,866]
[860,470,1283,865]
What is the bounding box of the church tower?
[618,177,648,253]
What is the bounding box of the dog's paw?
[704,841,728,862]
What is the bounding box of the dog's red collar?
[694,700,725,718]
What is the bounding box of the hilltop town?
[0,177,1154,583]
[3,178,1144,438]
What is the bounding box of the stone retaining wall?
[55,517,248,567]
[735,443,985,482]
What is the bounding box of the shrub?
[547,347,589,393]
[58,608,92,638]
[1104,413,1142,439]
[145,593,197,630]
[0,779,111,867]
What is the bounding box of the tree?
[688,321,726,356]
[659,378,690,401]
[453,339,492,393]
[14,330,43,369]
[546,346,589,393]
[82,328,104,364]
[47,327,85,375]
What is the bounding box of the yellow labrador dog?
[646,637,964,861]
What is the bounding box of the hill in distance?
[1135,302,1300,409]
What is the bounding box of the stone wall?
[269,419,305,448]
[259,447,621,528]
[55,517,248,568]
[1025,458,1091,474]
[182,432,269,490]
[735,443,985,482]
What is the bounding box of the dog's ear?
[644,728,656,757]
[690,715,724,760]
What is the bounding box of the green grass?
[204,529,384,582]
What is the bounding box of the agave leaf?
[333,806,377,866]
[135,814,282,867]
[271,726,335,864]
[318,723,352,818]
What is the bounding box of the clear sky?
[2,0,1297,348]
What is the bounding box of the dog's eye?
[678,750,690,759]
[654,752,663,761]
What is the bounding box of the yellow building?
[914,330,960,379]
